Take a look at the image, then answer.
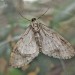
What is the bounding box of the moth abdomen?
[34,32,42,52]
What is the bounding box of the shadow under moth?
[10,18,75,68]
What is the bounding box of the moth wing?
[40,23,75,59]
[10,26,39,68]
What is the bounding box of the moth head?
[31,18,38,26]
[31,18,36,22]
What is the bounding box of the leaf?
[8,68,23,75]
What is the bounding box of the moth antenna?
[37,7,50,20]
[3,0,30,21]
[17,10,31,21]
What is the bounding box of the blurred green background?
[0,0,75,75]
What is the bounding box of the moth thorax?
[31,23,40,32]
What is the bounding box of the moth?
[10,18,75,68]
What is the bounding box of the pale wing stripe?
[16,27,39,55]
[40,29,56,55]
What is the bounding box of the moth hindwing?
[10,18,75,68]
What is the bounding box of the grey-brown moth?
[10,18,75,68]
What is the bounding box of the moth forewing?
[40,23,75,59]
[10,26,39,68]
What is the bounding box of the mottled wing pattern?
[40,23,75,59]
[10,26,39,68]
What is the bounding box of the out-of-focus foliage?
[0,0,75,75]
